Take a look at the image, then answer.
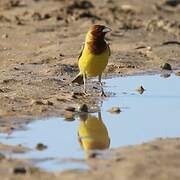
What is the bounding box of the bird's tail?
[72,73,84,84]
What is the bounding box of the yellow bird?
[78,112,110,154]
[72,25,111,96]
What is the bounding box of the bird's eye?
[96,27,103,32]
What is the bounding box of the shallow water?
[1,74,180,171]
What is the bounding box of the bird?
[72,25,111,96]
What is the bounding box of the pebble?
[43,13,51,19]
[31,100,44,105]
[2,34,8,39]
[32,12,42,21]
[72,92,84,97]
[68,0,94,10]
[36,143,47,151]
[175,71,180,76]
[64,111,75,121]
[108,107,121,114]
[31,99,53,106]
[65,106,76,112]
[120,4,137,13]
[136,86,145,94]
[165,0,180,7]
[147,46,152,51]
[56,15,63,21]
[80,1,94,9]
[161,63,172,70]
[44,100,53,106]
[13,166,27,174]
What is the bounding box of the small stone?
[2,79,15,83]
[72,92,84,96]
[56,98,66,102]
[136,86,145,94]
[71,94,77,99]
[108,107,121,113]
[36,143,47,151]
[31,100,44,105]
[175,71,180,76]
[147,46,152,51]
[80,1,94,9]
[72,92,84,99]
[165,0,180,7]
[68,0,94,10]
[64,111,75,121]
[9,0,21,7]
[31,99,53,106]
[161,63,172,70]
[13,66,20,70]
[13,166,27,174]
[44,100,53,106]
[65,106,76,112]
[43,13,51,19]
[2,34,8,39]
[120,4,136,13]
[115,157,125,162]
[59,53,64,57]
[78,104,88,112]
[32,12,42,21]
[56,15,63,21]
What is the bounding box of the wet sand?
[0,0,180,179]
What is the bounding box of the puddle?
[0,74,180,171]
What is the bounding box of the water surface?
[0,74,180,171]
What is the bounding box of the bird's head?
[86,25,111,41]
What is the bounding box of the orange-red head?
[88,25,111,39]
[85,25,111,54]
[91,25,111,37]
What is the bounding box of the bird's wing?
[72,43,85,84]
[78,43,85,60]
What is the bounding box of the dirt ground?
[0,0,180,179]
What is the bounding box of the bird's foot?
[100,91,107,97]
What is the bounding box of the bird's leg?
[98,75,106,97]
[98,111,102,121]
[83,73,88,95]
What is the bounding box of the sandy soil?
[0,0,180,179]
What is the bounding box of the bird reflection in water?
[78,112,110,157]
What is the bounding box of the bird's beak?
[102,27,111,33]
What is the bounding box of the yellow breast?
[79,44,109,77]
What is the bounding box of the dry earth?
[0,0,180,179]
